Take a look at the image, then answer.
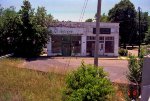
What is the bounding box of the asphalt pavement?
[24,57,129,84]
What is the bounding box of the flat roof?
[49,21,119,28]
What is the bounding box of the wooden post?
[94,0,102,67]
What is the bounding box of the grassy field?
[0,58,65,101]
[0,58,129,101]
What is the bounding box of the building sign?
[93,28,111,34]
[49,27,85,35]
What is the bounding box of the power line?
[79,0,88,22]
[79,0,86,22]
[81,0,88,22]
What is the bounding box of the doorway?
[61,36,72,56]
[99,43,104,56]
[62,43,71,56]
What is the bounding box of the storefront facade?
[47,22,119,57]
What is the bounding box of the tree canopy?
[0,0,53,57]
[144,27,150,44]
[138,12,149,43]
[85,13,109,22]
[100,13,109,22]
[85,18,93,22]
[0,6,19,55]
[108,0,137,48]
[148,16,150,27]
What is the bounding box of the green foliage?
[0,0,53,57]
[127,46,149,85]
[63,63,114,101]
[126,47,148,99]
[148,16,150,27]
[0,6,19,55]
[85,18,93,22]
[119,48,128,56]
[14,0,51,57]
[144,28,150,44]
[144,45,150,55]
[86,13,109,22]
[138,12,149,43]
[127,55,142,84]
[126,54,143,100]
[36,7,53,27]
[100,13,109,22]
[108,0,137,48]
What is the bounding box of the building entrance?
[62,43,71,56]
[61,35,81,56]
[61,36,72,56]
[99,43,104,55]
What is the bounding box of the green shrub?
[63,63,114,101]
[127,55,141,84]
[119,48,128,56]
[127,55,142,100]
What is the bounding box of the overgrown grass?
[0,58,129,101]
[0,58,65,101]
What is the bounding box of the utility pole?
[138,7,141,57]
[94,0,102,67]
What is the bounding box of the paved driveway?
[24,57,129,84]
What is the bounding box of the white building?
[47,22,119,57]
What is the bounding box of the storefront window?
[93,28,111,34]
[87,36,104,41]
[87,41,95,56]
[52,35,81,55]
[105,41,114,53]
[52,35,62,53]
[72,36,81,54]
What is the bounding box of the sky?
[0,0,150,21]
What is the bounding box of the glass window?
[87,36,95,41]
[72,36,81,54]
[52,35,62,53]
[105,37,114,41]
[52,35,81,55]
[87,36,104,41]
[99,37,104,40]
[93,28,111,34]
[105,41,114,53]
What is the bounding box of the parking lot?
[24,57,129,84]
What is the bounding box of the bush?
[127,55,141,84]
[119,48,128,56]
[126,55,142,100]
[63,63,114,101]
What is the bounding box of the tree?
[0,1,53,57]
[0,6,19,55]
[85,18,93,22]
[85,13,109,22]
[127,55,141,84]
[14,0,51,57]
[148,16,150,27]
[108,0,137,48]
[127,55,141,100]
[36,7,54,27]
[138,12,149,43]
[100,13,109,22]
[144,28,150,44]
[127,48,147,100]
